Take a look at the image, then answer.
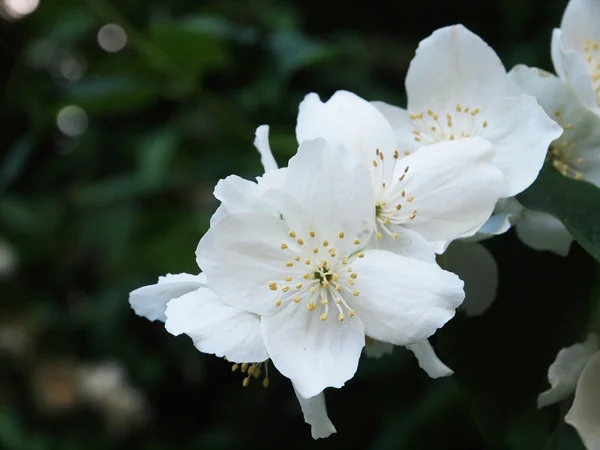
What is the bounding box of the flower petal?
[367,226,436,263]
[371,101,420,153]
[254,125,279,173]
[552,29,600,115]
[405,339,453,378]
[283,138,375,248]
[483,94,563,196]
[197,212,296,316]
[293,387,337,439]
[516,208,573,256]
[509,64,600,187]
[565,350,600,449]
[558,0,600,51]
[392,137,505,241]
[296,91,397,164]
[129,273,206,322]
[538,334,598,408]
[443,242,498,317]
[262,300,365,399]
[351,249,464,346]
[406,25,509,110]
[165,286,268,363]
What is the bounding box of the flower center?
[269,230,363,322]
[371,150,418,239]
[408,105,489,145]
[548,109,584,180]
[231,361,270,388]
[583,39,600,106]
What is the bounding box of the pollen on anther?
[483,121,488,128]
[320,313,328,321]
[310,286,317,294]
[375,232,382,239]
[352,290,360,296]
[409,211,417,220]
[293,296,301,303]
[241,363,249,373]
[332,273,339,281]
[323,280,331,288]
[280,244,288,250]
[323,240,329,247]
[393,150,399,159]
[392,232,399,239]
[313,248,319,254]
[242,377,250,387]
[407,196,414,202]
[296,283,303,289]
[285,261,294,267]
[289,230,297,238]
[328,248,336,257]
[297,238,304,245]
[396,204,402,210]
[335,285,342,292]
[357,252,365,258]
[338,231,345,239]
[309,230,316,238]
[303,273,311,280]
[342,257,348,265]
[275,299,282,307]
[348,309,355,317]
[295,256,301,262]
[353,239,360,245]
[262,378,270,388]
[284,276,293,282]
[232,364,239,372]
[307,302,317,311]
[305,259,311,265]
[338,313,345,322]
[282,286,290,292]
[335,297,342,304]
[350,273,357,279]
[269,282,277,291]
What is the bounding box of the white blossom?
[552,0,600,117]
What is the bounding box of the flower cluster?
[128,0,600,444]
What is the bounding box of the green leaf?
[148,22,230,76]
[60,76,159,115]
[518,165,600,263]
[437,237,600,447]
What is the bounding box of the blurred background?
[1,0,598,449]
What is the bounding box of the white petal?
[483,94,563,196]
[558,0,600,51]
[471,212,513,238]
[165,287,268,363]
[254,125,279,173]
[296,91,397,165]
[129,273,206,322]
[293,387,337,439]
[392,138,505,241]
[405,339,453,378]
[566,350,600,449]
[509,64,600,187]
[262,300,365,399]
[516,208,573,256]
[443,242,498,317]
[367,226,436,263]
[371,101,420,152]
[283,138,375,248]
[406,25,509,110]
[552,29,600,115]
[538,335,598,408]
[351,249,464,346]
[197,212,295,316]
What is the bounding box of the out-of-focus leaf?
[136,128,179,188]
[71,175,154,207]
[0,133,37,190]
[60,76,159,115]
[148,22,230,75]
[0,197,61,234]
[518,165,600,263]
[438,237,599,447]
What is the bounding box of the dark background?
[0,0,597,449]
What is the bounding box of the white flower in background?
[538,335,600,450]
[197,138,465,399]
[552,0,600,117]
[372,24,563,198]
[509,65,600,186]
[130,271,336,439]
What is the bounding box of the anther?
[353,290,360,296]
[295,256,301,262]
[275,300,282,307]
[305,259,311,265]
[353,239,360,245]
[342,257,348,265]
[320,313,328,321]
[392,232,399,239]
[483,121,488,128]
[393,150,399,159]
[338,231,345,239]
[293,296,301,303]
[282,286,290,292]
[335,285,342,292]
[284,276,293,282]
[269,282,277,291]
[338,313,345,322]
[407,196,414,202]
[357,253,364,258]
[296,283,303,289]
[232,364,239,372]
[323,240,329,247]
[321,298,328,305]
[313,247,319,254]
[297,238,304,245]
[309,230,316,238]
[350,273,357,279]
[242,377,250,387]
[248,365,256,376]
[348,309,355,317]
[332,273,339,281]
[307,302,317,311]
[285,261,294,267]
[303,273,311,280]
[280,244,288,250]
[262,378,270,388]
[241,363,249,373]
[375,232,382,239]
[289,230,297,238]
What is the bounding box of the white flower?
[130,272,336,439]
[552,0,600,117]
[196,138,465,399]
[296,90,507,254]
[509,65,600,186]
[538,335,600,450]
[372,24,563,198]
